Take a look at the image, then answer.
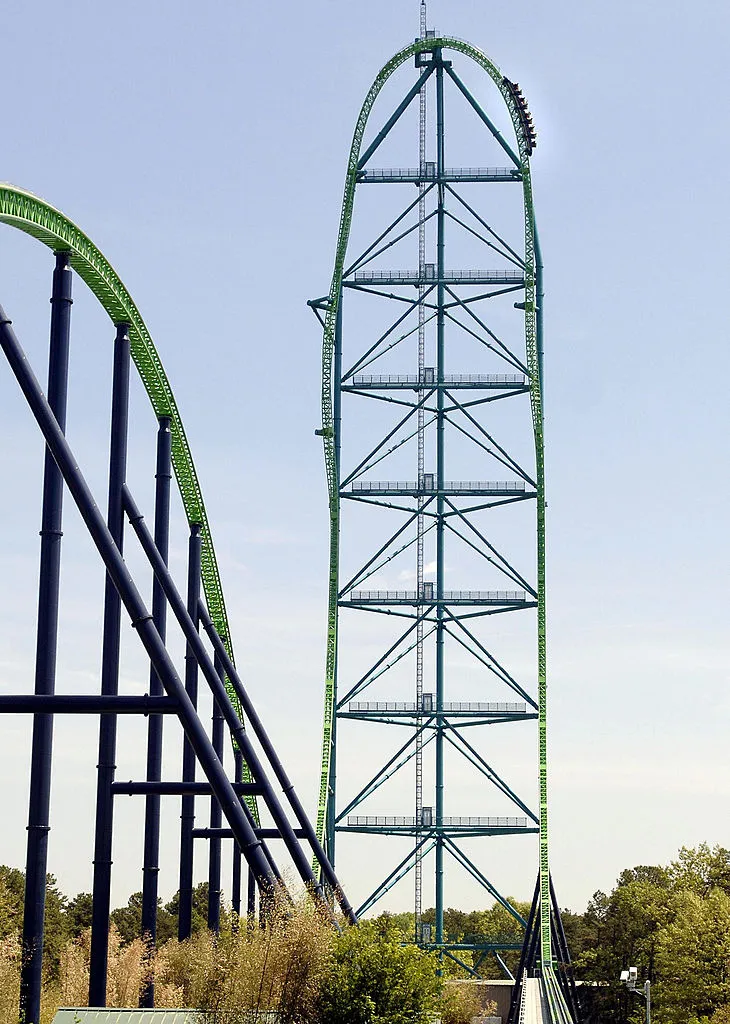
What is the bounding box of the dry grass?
[55,923,152,1007]
[7,893,334,1022]
[0,932,22,1022]
[154,926,218,1007]
[2,893,452,1024]
[155,894,335,1022]
[441,981,497,1024]
[0,877,21,1022]
[0,872,59,1024]
[106,930,149,1007]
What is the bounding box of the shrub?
[316,919,442,1024]
[441,981,489,1024]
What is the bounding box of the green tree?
[377,910,415,937]
[0,867,23,939]
[0,865,68,979]
[164,882,222,938]
[316,919,442,1024]
[654,888,730,1024]
[111,891,145,944]
[111,890,177,946]
[571,872,672,1023]
[560,906,596,968]
[668,844,730,898]
[568,850,730,1023]
[420,899,529,977]
[65,892,93,937]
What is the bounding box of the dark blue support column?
[178,523,201,940]
[20,252,72,1024]
[231,749,243,922]
[119,489,342,918]
[120,492,300,904]
[140,416,171,1008]
[207,654,224,933]
[0,302,280,905]
[196,601,355,924]
[89,322,131,1006]
[247,865,257,921]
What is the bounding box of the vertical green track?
[316,38,551,965]
[0,184,259,823]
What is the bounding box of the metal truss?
[310,24,573,998]
[0,187,354,1024]
[506,876,584,1024]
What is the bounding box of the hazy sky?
[0,0,728,920]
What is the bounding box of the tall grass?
[2,893,470,1024]
[20,894,333,1020]
[156,894,335,1022]
[55,924,151,1007]
[0,932,22,1022]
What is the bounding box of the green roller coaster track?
[316,37,551,966]
[0,182,258,822]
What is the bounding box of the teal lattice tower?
[310,27,559,981]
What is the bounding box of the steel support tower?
[0,184,354,1023]
[310,22,569,992]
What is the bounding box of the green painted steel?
[315,37,551,966]
[0,184,258,822]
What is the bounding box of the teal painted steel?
[315,32,554,972]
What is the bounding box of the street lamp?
[620,967,651,1024]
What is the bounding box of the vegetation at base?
[316,917,442,1023]
[358,845,730,1024]
[0,882,485,1023]
[1,842,730,1022]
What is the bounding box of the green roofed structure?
[52,1011,203,1024]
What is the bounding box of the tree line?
[1,842,729,1022]
[331,843,730,1023]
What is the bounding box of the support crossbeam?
[0,696,179,714]
[357,166,521,183]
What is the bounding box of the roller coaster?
[0,14,580,1024]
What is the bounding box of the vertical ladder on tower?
[414,0,428,942]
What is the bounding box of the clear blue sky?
[0,0,728,917]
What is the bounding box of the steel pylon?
[310,26,564,984]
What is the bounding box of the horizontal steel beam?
[346,271,524,286]
[193,828,307,840]
[338,712,534,725]
[0,695,179,714]
[338,825,539,837]
[356,168,521,183]
[111,781,262,796]
[425,942,522,951]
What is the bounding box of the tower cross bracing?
[310,27,558,984]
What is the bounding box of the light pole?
[620,967,651,1024]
